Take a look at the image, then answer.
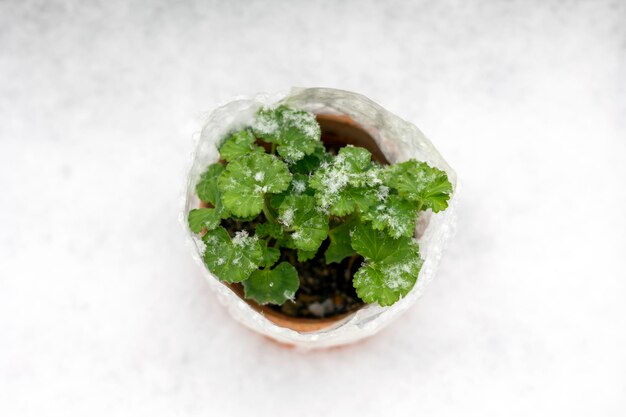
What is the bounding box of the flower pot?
[183,87,457,348]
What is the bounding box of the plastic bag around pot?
[182,87,458,349]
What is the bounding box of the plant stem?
[262,196,277,224]
[345,254,359,279]
[270,143,276,154]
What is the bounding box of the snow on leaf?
[337,145,372,174]
[310,146,374,214]
[242,262,300,305]
[217,153,291,218]
[361,194,417,238]
[278,194,329,252]
[202,226,263,283]
[218,129,263,161]
[252,105,321,162]
[270,173,314,210]
[252,107,281,142]
[291,144,330,175]
[384,159,453,212]
[351,223,423,306]
[328,186,376,217]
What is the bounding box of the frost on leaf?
[217,153,291,218]
[310,146,376,215]
[325,216,358,264]
[252,105,321,162]
[351,223,423,306]
[243,262,300,305]
[361,194,417,238]
[188,208,221,233]
[219,129,263,161]
[278,195,329,252]
[291,144,330,175]
[196,163,224,205]
[202,227,263,283]
[384,159,453,212]
[270,173,313,209]
[328,186,376,217]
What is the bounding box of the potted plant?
[184,88,457,348]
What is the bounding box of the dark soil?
[272,241,364,318]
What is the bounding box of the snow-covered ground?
[1,1,624,416]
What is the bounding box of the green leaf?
[259,239,281,268]
[193,164,231,232]
[297,249,317,262]
[202,227,263,283]
[351,221,402,261]
[352,163,386,188]
[188,208,221,233]
[270,173,313,209]
[243,262,300,305]
[325,217,359,263]
[275,234,297,250]
[252,107,281,143]
[384,160,453,212]
[328,186,376,216]
[336,145,372,174]
[218,153,291,218]
[219,129,263,161]
[278,194,329,252]
[361,194,417,238]
[255,222,284,239]
[351,223,423,306]
[291,144,330,175]
[310,146,374,213]
[353,261,421,307]
[252,106,321,162]
[196,163,225,205]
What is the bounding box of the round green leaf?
[278,195,329,252]
[218,153,291,218]
[243,262,300,305]
[202,227,263,283]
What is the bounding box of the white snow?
[280,207,295,227]
[252,106,279,134]
[281,107,320,139]
[376,185,389,201]
[292,179,306,194]
[3,3,625,417]
[232,230,250,247]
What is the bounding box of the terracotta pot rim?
[226,282,362,333]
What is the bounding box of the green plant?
[189,105,453,307]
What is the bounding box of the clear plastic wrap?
[182,87,457,349]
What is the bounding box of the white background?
[1,1,625,416]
